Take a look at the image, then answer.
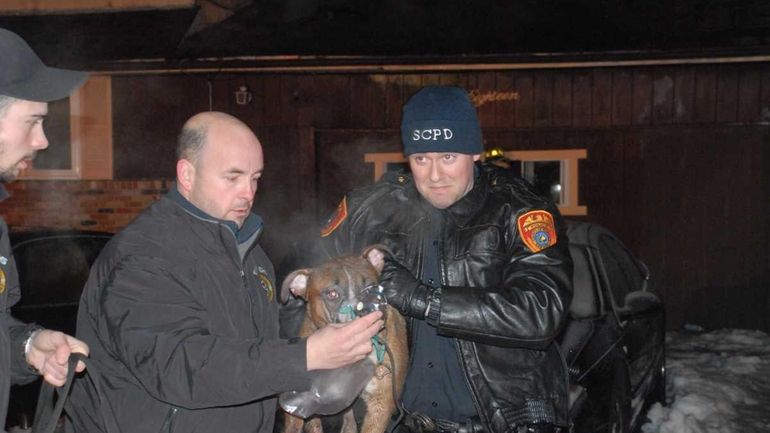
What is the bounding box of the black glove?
[378,256,432,319]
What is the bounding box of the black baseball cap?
[0,28,87,102]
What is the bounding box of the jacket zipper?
[158,407,178,433]
[436,217,486,426]
[240,268,258,331]
[221,226,258,321]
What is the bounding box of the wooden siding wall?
[107,62,768,332]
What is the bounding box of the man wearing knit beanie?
[318,85,573,433]
[398,86,484,209]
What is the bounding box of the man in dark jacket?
[67,112,384,433]
[318,86,573,433]
[0,27,90,429]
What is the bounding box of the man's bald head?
[176,111,254,166]
[175,111,264,227]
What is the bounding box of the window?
[20,76,113,180]
[32,97,72,171]
[505,149,587,216]
[363,153,408,180]
[522,160,562,204]
[363,148,587,216]
[596,234,645,309]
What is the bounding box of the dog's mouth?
[332,284,387,323]
[334,307,356,323]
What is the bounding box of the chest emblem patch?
[321,197,347,238]
[517,210,558,253]
[0,267,6,294]
[255,266,275,302]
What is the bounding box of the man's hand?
[26,330,89,387]
[378,256,431,319]
[306,311,383,370]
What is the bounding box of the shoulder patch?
[517,210,557,253]
[320,197,348,237]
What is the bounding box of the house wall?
[0,62,767,331]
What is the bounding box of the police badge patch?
[320,197,347,237]
[0,256,6,294]
[517,210,558,253]
[255,266,275,302]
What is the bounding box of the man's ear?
[473,153,482,162]
[177,159,195,192]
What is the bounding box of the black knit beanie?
[400,86,483,156]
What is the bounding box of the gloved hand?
[378,256,432,319]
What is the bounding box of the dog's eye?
[324,289,340,300]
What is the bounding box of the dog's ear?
[362,244,391,273]
[281,269,312,302]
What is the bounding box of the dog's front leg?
[305,417,323,433]
[358,382,397,433]
[340,408,358,433]
[284,413,306,433]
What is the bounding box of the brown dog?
[280,246,408,433]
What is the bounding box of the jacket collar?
[167,183,263,245]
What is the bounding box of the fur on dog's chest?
[280,246,409,433]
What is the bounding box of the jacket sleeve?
[315,181,393,261]
[1,236,41,385]
[2,314,41,385]
[93,255,311,409]
[432,202,573,351]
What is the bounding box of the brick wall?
[0,180,173,233]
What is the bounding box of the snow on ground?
[642,328,770,433]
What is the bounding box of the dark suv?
[560,220,666,433]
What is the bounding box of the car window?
[12,235,110,306]
[596,233,644,309]
[568,244,601,318]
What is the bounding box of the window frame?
[20,76,113,180]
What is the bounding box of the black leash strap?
[31,352,120,433]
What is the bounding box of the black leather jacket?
[319,163,573,430]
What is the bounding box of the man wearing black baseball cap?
[0,27,90,427]
[316,86,573,433]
